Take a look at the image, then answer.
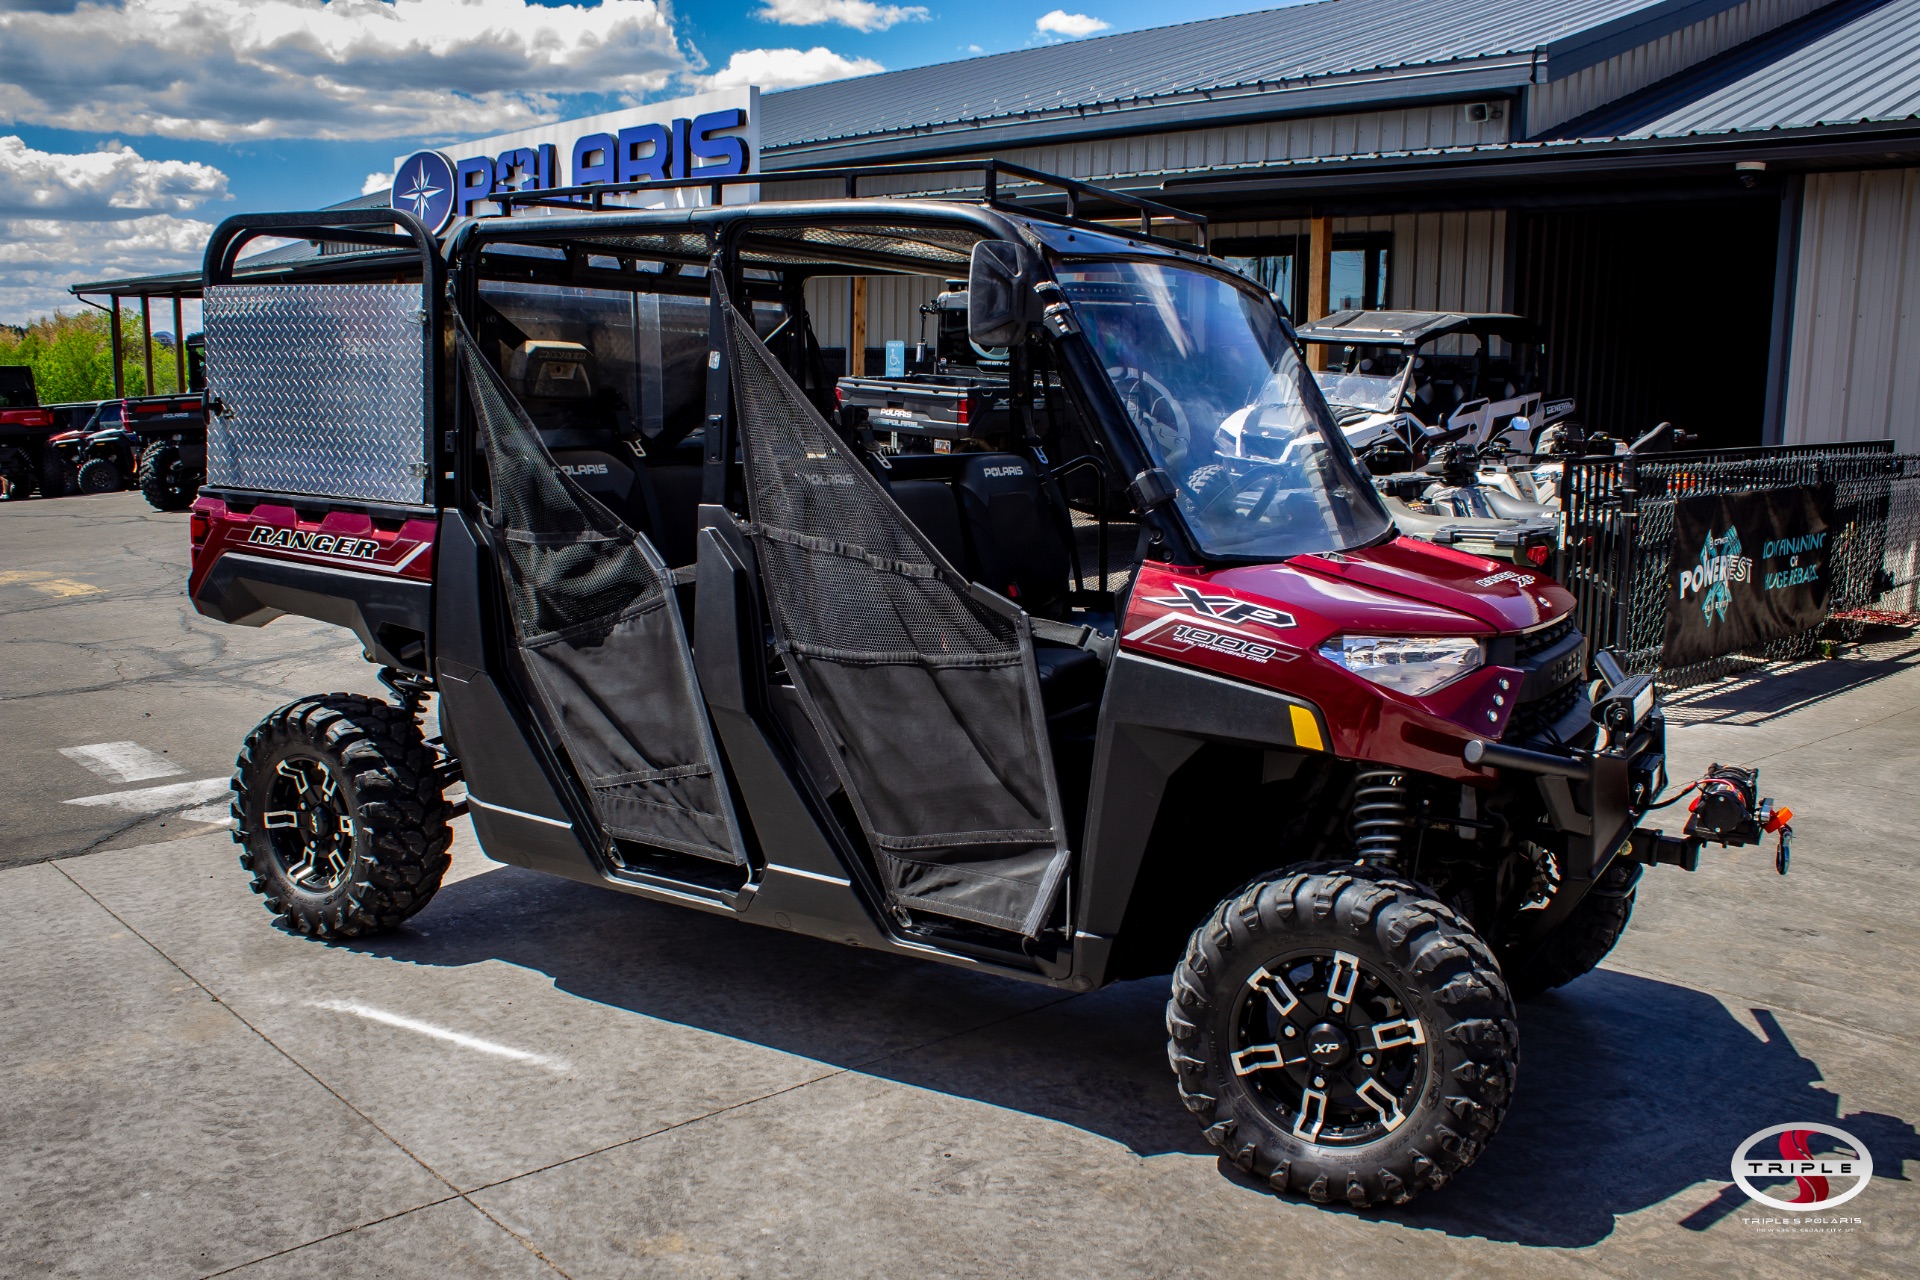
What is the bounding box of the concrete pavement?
[1,492,1915,1277]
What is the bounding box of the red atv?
[0,366,59,500]
[188,171,1787,1208]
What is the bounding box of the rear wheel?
[138,442,197,510]
[40,452,74,497]
[1168,868,1518,1206]
[77,457,122,493]
[231,693,453,938]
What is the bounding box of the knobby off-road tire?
[138,442,197,511]
[0,446,34,500]
[77,457,122,493]
[1504,859,1639,1000]
[231,694,453,938]
[1167,867,1518,1207]
[40,451,73,498]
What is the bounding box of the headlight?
[1319,634,1483,695]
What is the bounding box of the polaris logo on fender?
[246,526,380,560]
[1143,584,1295,629]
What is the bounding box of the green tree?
[0,307,183,403]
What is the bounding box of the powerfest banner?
[1662,483,1836,666]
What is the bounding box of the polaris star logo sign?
[393,151,455,231]
[1731,1124,1872,1211]
[391,87,758,229]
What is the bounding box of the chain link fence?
[1558,442,1920,688]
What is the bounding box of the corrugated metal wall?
[1526,0,1835,136]
[804,275,947,353]
[1783,168,1920,451]
[1211,211,1508,312]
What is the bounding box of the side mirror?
[967,240,1029,348]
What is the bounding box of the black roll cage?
[442,197,1201,562]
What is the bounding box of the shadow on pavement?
[344,864,1918,1248]
[1662,635,1920,726]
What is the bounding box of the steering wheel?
[1107,366,1191,460]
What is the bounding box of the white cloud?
[1035,10,1108,37]
[363,171,394,195]
[704,47,884,92]
[754,0,928,32]
[0,136,228,322]
[0,0,692,142]
[0,136,229,219]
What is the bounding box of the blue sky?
[0,0,1296,322]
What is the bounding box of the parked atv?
[51,390,208,503]
[0,366,60,500]
[190,176,1791,1211]
[1297,311,1577,467]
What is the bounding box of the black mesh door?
[721,292,1068,937]
[457,325,745,866]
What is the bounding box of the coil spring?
[1350,769,1412,863]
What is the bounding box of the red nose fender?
[1286,537,1574,632]
[1121,558,1532,780]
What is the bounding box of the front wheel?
[1167,868,1518,1207]
[231,693,453,938]
[0,446,34,500]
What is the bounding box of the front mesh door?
[721,291,1069,937]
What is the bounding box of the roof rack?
[493,159,1209,252]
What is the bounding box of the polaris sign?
[391,88,758,231]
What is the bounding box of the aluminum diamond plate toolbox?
[204,283,431,505]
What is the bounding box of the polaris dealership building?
[77,0,1920,451]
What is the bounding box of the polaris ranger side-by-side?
[188,167,1791,1209]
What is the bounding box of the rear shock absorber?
[1350,769,1413,864]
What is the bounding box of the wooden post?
[172,295,186,393]
[109,296,124,398]
[140,294,154,396]
[1306,216,1332,370]
[849,276,868,376]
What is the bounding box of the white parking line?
[64,777,230,813]
[307,999,572,1073]
[178,804,235,828]
[59,741,185,784]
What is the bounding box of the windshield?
[1057,260,1392,558]
[1310,343,1411,414]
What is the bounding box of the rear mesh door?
[457,326,745,866]
[721,295,1068,937]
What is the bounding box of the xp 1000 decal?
[1662,484,1835,667]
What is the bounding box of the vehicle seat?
[953,453,1072,619]
[888,479,968,570]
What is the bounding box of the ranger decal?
[245,526,381,560]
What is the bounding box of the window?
[1216,231,1392,320]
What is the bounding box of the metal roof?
[758,0,1762,162]
[1568,0,1920,138]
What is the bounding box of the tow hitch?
[1632,763,1795,875]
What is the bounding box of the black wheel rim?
[1228,949,1430,1147]
[263,755,355,893]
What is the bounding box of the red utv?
[186,168,1789,1208]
